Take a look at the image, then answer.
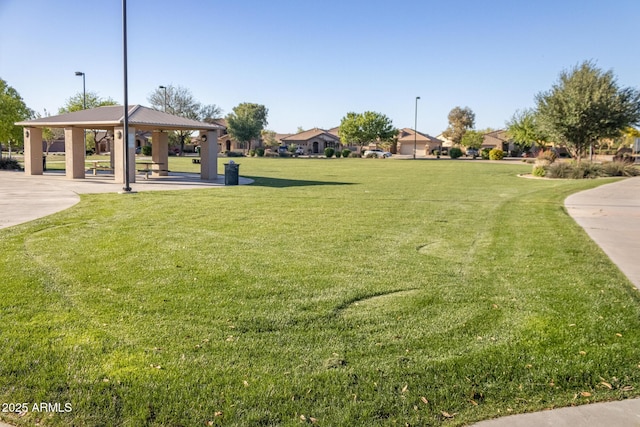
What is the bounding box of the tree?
[59,91,116,114]
[460,130,484,149]
[442,106,475,145]
[59,91,116,154]
[226,103,269,152]
[338,111,398,149]
[505,108,548,152]
[0,78,33,156]
[535,61,640,161]
[147,85,223,153]
[261,129,279,148]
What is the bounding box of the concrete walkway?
[0,170,252,229]
[1,172,640,426]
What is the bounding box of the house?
[397,128,443,156]
[211,118,261,153]
[482,129,516,153]
[280,128,341,154]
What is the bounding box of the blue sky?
[1,0,639,135]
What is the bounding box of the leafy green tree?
[505,108,548,152]
[338,111,398,150]
[59,91,116,154]
[226,103,269,152]
[442,106,475,145]
[148,85,223,153]
[535,61,640,161]
[59,91,116,113]
[261,129,279,148]
[460,130,484,149]
[0,78,33,155]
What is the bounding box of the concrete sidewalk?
[0,170,252,229]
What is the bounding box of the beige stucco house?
[397,128,443,156]
[280,128,341,154]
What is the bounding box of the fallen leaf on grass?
[214,411,223,417]
[616,333,623,337]
[470,399,478,406]
[600,381,613,389]
[580,391,591,397]
[243,380,249,387]
[420,396,429,405]
[441,411,456,418]
[622,386,634,391]
[401,384,408,393]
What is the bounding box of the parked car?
[466,148,479,157]
[278,145,289,153]
[364,149,392,158]
[295,146,304,155]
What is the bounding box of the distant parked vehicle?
[295,146,304,155]
[364,148,392,158]
[466,148,479,157]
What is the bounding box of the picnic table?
[86,160,113,175]
[136,161,166,179]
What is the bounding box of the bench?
[87,165,113,175]
[137,168,169,179]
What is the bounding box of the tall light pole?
[414,96,420,159]
[159,85,167,112]
[75,71,86,152]
[121,0,132,192]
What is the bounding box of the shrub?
[546,162,573,178]
[324,147,335,158]
[571,161,601,179]
[141,145,152,156]
[600,160,640,177]
[349,151,360,158]
[537,150,557,164]
[481,148,491,160]
[532,165,546,177]
[335,150,342,158]
[227,151,244,158]
[449,147,463,159]
[256,147,265,157]
[489,148,504,160]
[249,149,256,157]
[342,149,352,158]
[0,158,20,170]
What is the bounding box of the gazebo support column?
[23,127,43,175]
[152,131,169,176]
[64,127,85,179]
[200,130,218,180]
[114,127,136,184]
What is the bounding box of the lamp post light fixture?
[414,96,420,159]
[159,85,167,112]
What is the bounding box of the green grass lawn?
[2,158,640,426]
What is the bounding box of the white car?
[295,146,304,155]
[364,149,392,158]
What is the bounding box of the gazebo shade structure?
[16,105,223,183]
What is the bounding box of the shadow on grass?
[244,175,356,188]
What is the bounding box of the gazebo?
[16,105,224,183]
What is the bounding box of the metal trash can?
[224,162,239,185]
[42,155,47,171]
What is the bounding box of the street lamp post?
[159,85,167,112]
[75,71,86,152]
[414,96,420,159]
[121,0,132,192]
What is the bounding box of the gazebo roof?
[17,105,223,132]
